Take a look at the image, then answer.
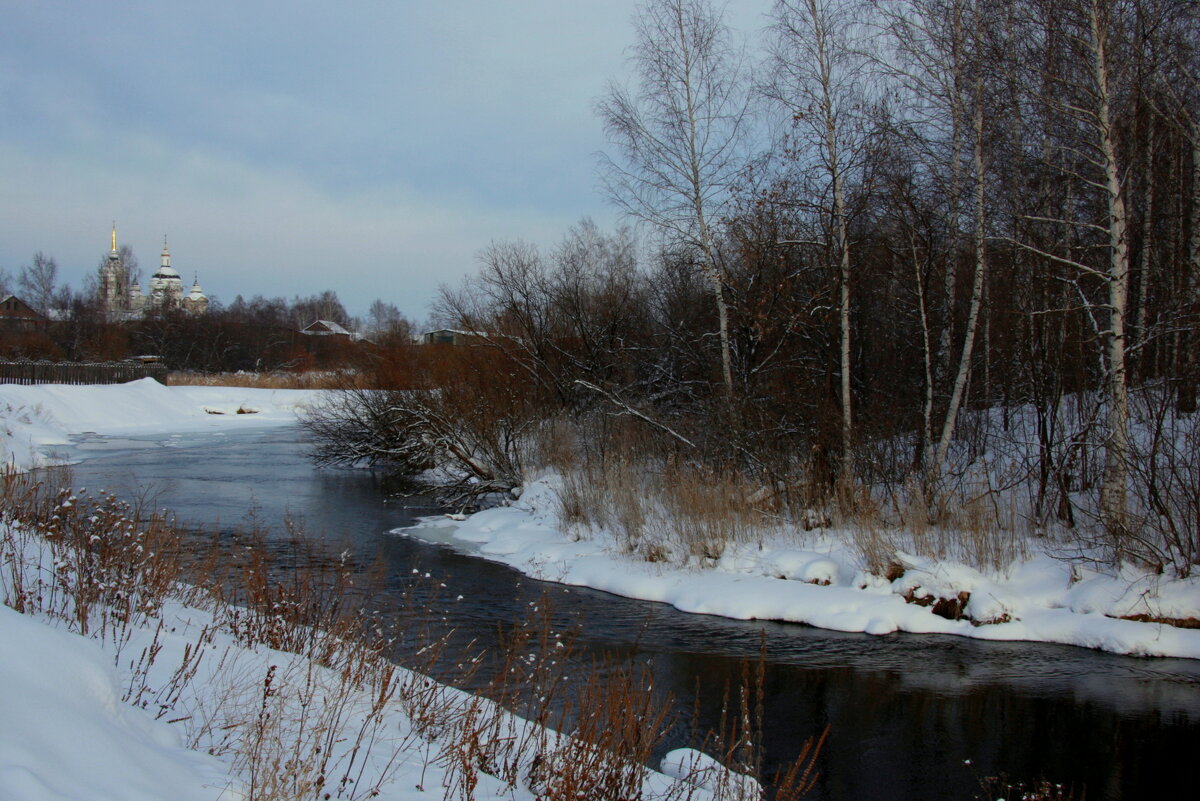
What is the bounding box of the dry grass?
[545,423,1038,577]
[1,465,827,801]
[165,370,356,389]
[553,449,766,566]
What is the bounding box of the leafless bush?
[1123,390,1200,576]
[302,381,531,509]
[0,471,185,642]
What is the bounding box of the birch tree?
[1006,0,1138,537]
[597,0,751,405]
[930,0,996,480]
[874,0,971,466]
[19,252,60,315]
[765,0,873,490]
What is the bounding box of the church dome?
[155,236,180,280]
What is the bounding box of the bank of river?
[60,425,1200,801]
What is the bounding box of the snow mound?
[0,379,322,471]
[0,605,239,801]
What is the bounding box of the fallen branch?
[574,380,696,449]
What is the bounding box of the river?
[57,424,1200,800]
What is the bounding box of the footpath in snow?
[400,478,1200,660]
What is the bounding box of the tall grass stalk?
[1,466,826,800]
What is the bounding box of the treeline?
[315,0,1199,575]
[0,289,412,372]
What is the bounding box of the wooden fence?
[0,360,168,386]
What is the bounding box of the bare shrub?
[851,523,899,580]
[657,463,762,562]
[1123,390,1200,576]
[303,343,546,507]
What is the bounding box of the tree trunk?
[936,2,968,422]
[1178,124,1200,413]
[1090,0,1131,540]
[935,85,988,478]
[1134,111,1155,379]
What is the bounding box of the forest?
[306,0,1199,580]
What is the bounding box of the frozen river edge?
[3,378,1198,659]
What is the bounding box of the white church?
[99,225,209,317]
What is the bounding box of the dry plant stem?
[8,470,830,801]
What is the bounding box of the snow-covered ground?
[0,378,1197,799]
[1,380,734,801]
[2,379,1197,663]
[0,378,321,471]
[0,603,237,801]
[401,478,1200,660]
[0,544,725,801]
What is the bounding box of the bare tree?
[291,290,350,329]
[924,0,997,481]
[1002,0,1140,537]
[366,299,412,343]
[765,0,875,489]
[597,0,752,404]
[19,252,60,314]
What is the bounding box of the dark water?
[59,425,1200,801]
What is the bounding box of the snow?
[660,748,762,800]
[0,605,236,801]
[0,545,755,801]
[401,476,1200,660]
[1,379,1196,662]
[0,379,758,801]
[0,378,1197,796]
[0,378,321,470]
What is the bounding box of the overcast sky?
[0,0,767,322]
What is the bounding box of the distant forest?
[0,270,412,373]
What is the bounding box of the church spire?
[161,236,171,268]
[110,222,118,255]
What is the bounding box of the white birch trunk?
[676,3,735,404]
[934,83,988,476]
[913,238,935,456]
[1089,0,1131,537]
[809,0,854,487]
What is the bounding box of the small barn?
[421,329,486,346]
[301,319,354,340]
[0,295,48,332]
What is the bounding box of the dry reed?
[165,370,358,389]
[2,465,827,801]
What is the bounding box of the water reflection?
[61,425,1200,801]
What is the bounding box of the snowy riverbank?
[401,477,1200,660]
[0,534,732,801]
[0,379,739,800]
[2,378,1197,661]
[0,378,321,471]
